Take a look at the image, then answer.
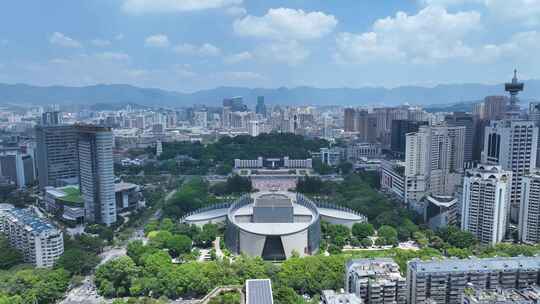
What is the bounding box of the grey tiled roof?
[409,256,540,274]
[246,279,273,304]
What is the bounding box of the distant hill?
[0,80,539,108]
[424,101,479,113]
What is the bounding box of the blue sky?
[0,0,538,92]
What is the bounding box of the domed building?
[183,191,366,260]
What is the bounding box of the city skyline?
[0,0,539,92]
[3,2,540,303]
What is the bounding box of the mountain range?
[0,80,539,108]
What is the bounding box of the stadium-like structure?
[182,191,366,260]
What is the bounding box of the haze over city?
[0,0,539,91]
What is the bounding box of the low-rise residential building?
[462,286,540,304]
[0,208,63,268]
[407,256,540,304]
[346,258,407,304]
[346,143,382,161]
[322,290,363,304]
[381,160,406,200]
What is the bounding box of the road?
[61,186,181,304]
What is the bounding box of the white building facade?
[0,208,64,268]
[78,125,116,226]
[519,170,540,243]
[404,125,465,203]
[461,164,512,246]
[482,120,538,222]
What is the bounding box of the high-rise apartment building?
[35,125,79,189]
[223,96,247,112]
[346,258,407,304]
[193,111,208,128]
[344,108,356,132]
[0,208,64,268]
[248,120,261,137]
[519,170,540,244]
[343,108,378,142]
[461,164,512,245]
[482,120,538,222]
[222,106,231,129]
[483,96,509,121]
[41,111,63,126]
[404,125,465,202]
[390,120,428,159]
[373,107,409,146]
[255,96,267,117]
[0,151,35,189]
[407,256,540,304]
[77,125,116,226]
[445,112,474,163]
[528,102,540,168]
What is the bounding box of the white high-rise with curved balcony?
[461,164,512,245]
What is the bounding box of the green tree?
[273,286,304,304]
[352,223,375,240]
[127,240,158,266]
[378,226,398,245]
[55,248,99,275]
[166,235,192,258]
[194,224,219,248]
[95,256,140,297]
[215,164,233,175]
[148,230,173,249]
[225,175,252,194]
[0,293,23,304]
[437,226,477,249]
[160,218,175,233]
[413,231,429,248]
[312,159,335,175]
[0,268,70,304]
[360,238,373,248]
[296,176,325,194]
[0,237,22,269]
[338,162,353,175]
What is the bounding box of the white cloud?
[145,34,170,48]
[91,39,111,47]
[174,43,221,56]
[233,8,338,41]
[485,0,540,26]
[222,71,264,81]
[224,51,253,64]
[420,0,540,26]
[225,6,246,16]
[49,32,82,48]
[473,30,540,62]
[122,0,242,14]
[419,0,483,5]
[335,6,481,64]
[257,40,310,65]
[96,52,131,61]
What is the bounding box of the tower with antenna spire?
[505,69,524,119]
